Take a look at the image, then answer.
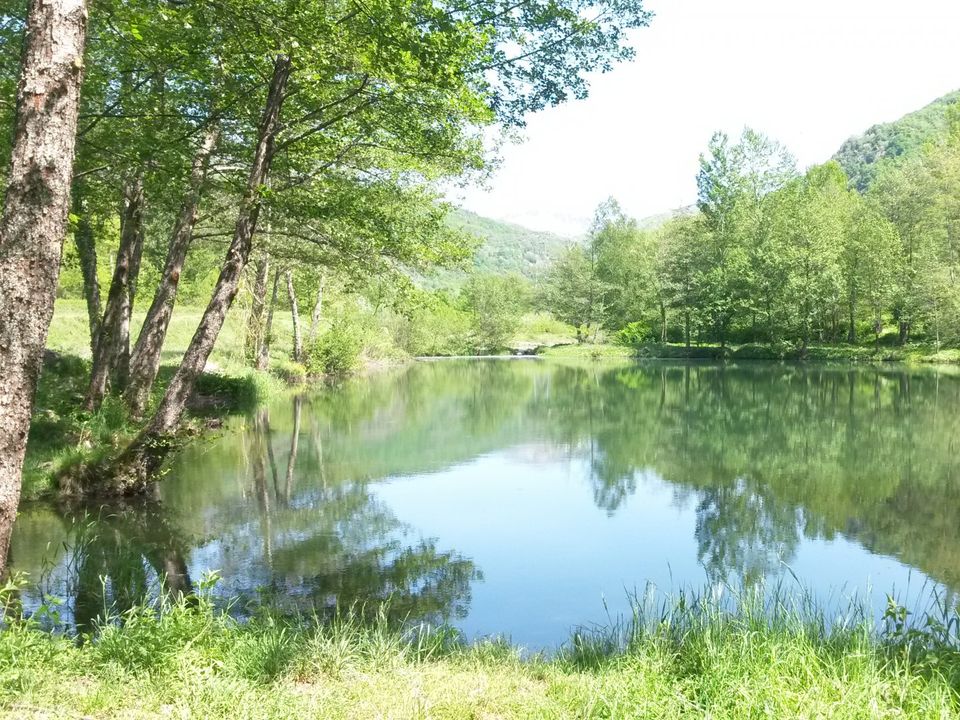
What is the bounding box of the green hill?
[637,205,697,230]
[833,90,960,191]
[448,209,577,279]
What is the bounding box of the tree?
[696,129,797,345]
[841,199,897,344]
[462,274,529,351]
[90,0,653,490]
[543,245,604,342]
[764,163,848,348]
[657,216,706,347]
[0,0,89,571]
[870,154,942,343]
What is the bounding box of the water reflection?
[11,360,960,644]
[11,502,192,632]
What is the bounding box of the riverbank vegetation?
[2,578,960,718]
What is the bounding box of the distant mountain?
[447,209,577,279]
[833,90,960,191]
[637,205,697,230]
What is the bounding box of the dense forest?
[539,98,960,351]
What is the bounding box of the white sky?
[452,0,960,236]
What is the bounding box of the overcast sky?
[451,0,960,236]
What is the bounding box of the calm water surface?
[12,359,960,647]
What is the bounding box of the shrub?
[306,319,364,376]
[616,322,653,346]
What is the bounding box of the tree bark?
[307,277,324,345]
[286,269,302,362]
[71,184,101,357]
[245,250,270,365]
[0,0,88,572]
[256,267,281,370]
[100,56,292,494]
[124,127,219,418]
[85,173,145,410]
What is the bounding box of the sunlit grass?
[2,578,959,718]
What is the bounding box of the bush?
[306,319,364,376]
[392,301,472,357]
[615,322,653,346]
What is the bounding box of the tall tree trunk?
[119,175,146,382]
[256,267,281,371]
[100,56,291,494]
[286,270,303,362]
[0,0,88,572]
[245,250,270,364]
[85,174,145,410]
[124,127,219,418]
[71,184,101,356]
[307,276,324,345]
[898,320,910,345]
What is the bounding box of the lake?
[12,359,960,648]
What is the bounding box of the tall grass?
[2,575,959,718]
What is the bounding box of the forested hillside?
[447,209,576,278]
[833,89,960,191]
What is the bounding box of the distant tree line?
[543,120,960,350]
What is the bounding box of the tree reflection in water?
[10,360,960,630]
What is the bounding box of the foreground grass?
[2,583,960,719]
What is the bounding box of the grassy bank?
[542,340,960,365]
[2,582,959,718]
[24,300,297,500]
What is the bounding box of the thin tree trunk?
[847,292,857,345]
[71,184,101,357]
[0,0,88,571]
[245,250,270,364]
[85,173,145,410]
[99,56,291,494]
[119,175,146,385]
[307,277,324,345]
[125,127,219,418]
[256,268,281,371]
[286,269,302,362]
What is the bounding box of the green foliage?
[834,89,960,191]
[552,116,960,353]
[461,274,530,351]
[615,321,653,346]
[305,320,364,376]
[393,295,474,356]
[445,209,576,280]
